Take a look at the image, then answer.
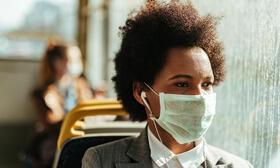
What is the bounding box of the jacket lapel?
[204,145,233,168]
[116,127,153,168]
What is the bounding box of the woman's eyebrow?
[168,74,193,80]
[204,76,214,81]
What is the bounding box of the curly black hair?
[112,1,225,121]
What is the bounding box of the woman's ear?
[132,82,145,106]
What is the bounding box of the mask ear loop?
[141,91,170,168]
[140,91,155,119]
[144,82,159,96]
[140,92,161,139]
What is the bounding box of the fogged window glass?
[191,1,280,167]
[0,0,78,59]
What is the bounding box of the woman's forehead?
[157,47,213,80]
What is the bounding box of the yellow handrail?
[72,99,121,110]
[57,99,127,149]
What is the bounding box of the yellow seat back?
[57,99,127,149]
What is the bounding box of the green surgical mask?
[141,83,216,144]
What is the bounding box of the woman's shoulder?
[206,144,253,167]
[87,136,135,153]
[82,136,136,168]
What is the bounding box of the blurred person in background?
[25,42,97,168]
[34,42,94,131]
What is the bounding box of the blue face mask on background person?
[141,83,216,144]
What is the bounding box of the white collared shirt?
[147,128,205,168]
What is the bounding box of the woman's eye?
[175,82,189,87]
[202,82,213,88]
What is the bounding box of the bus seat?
[53,99,145,168]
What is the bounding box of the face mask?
[141,83,216,144]
[67,46,83,77]
[68,60,83,77]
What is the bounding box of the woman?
[32,43,94,130]
[26,43,94,168]
[82,1,253,167]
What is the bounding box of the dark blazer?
[82,128,253,168]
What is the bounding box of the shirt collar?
[147,127,205,167]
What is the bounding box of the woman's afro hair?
[112,1,225,121]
